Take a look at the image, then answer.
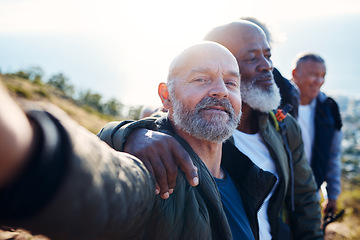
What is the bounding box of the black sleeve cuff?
[0,110,70,220]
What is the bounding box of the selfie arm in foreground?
[0,84,155,240]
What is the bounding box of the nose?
[258,55,273,72]
[208,79,229,99]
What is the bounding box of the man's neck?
[176,129,224,179]
[300,96,315,105]
[237,103,260,134]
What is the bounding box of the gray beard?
[240,81,281,113]
[170,95,241,143]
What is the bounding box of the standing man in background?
[292,53,343,214]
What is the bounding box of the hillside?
[0,74,120,134]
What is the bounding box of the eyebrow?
[187,67,240,78]
[247,47,271,53]
[228,70,240,78]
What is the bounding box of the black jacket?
[273,68,300,119]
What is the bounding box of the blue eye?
[195,78,205,82]
[225,81,238,87]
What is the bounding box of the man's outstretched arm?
[0,84,155,240]
[98,120,199,199]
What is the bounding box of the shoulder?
[273,68,298,93]
[317,93,342,130]
[284,114,301,137]
[266,111,301,135]
[278,113,303,148]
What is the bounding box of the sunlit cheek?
[231,95,242,113]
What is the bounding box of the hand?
[124,128,198,199]
[0,84,33,187]
[322,198,338,214]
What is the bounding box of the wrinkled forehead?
[168,43,239,80]
[205,22,270,58]
[232,28,270,56]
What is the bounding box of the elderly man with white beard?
[98,21,322,240]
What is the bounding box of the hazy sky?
[1,0,359,107]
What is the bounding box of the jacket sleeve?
[0,106,155,240]
[97,117,159,151]
[285,117,323,240]
[325,129,342,200]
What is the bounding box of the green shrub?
[35,88,49,98]
[7,84,32,99]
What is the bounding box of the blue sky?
[0,0,359,107]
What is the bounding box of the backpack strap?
[270,104,295,212]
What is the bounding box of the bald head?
[204,20,269,57]
[167,41,239,85]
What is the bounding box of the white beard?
[241,81,281,113]
[170,95,241,143]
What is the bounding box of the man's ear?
[292,69,298,82]
[158,82,172,109]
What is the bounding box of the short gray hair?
[294,53,325,69]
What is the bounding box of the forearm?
[325,130,342,200]
[0,110,69,221]
[0,86,33,188]
[0,107,155,240]
[98,118,158,151]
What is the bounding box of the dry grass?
[0,74,119,134]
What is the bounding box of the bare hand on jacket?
[124,128,198,199]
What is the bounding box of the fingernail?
[169,189,174,194]
[155,189,160,195]
[192,177,199,186]
[162,192,169,199]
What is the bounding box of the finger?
[159,153,178,191]
[171,142,198,187]
[150,156,170,197]
[137,157,160,194]
[155,183,160,195]
[160,192,170,200]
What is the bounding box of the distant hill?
[0,73,120,134]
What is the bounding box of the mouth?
[202,105,229,114]
[257,77,273,85]
[254,73,274,86]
